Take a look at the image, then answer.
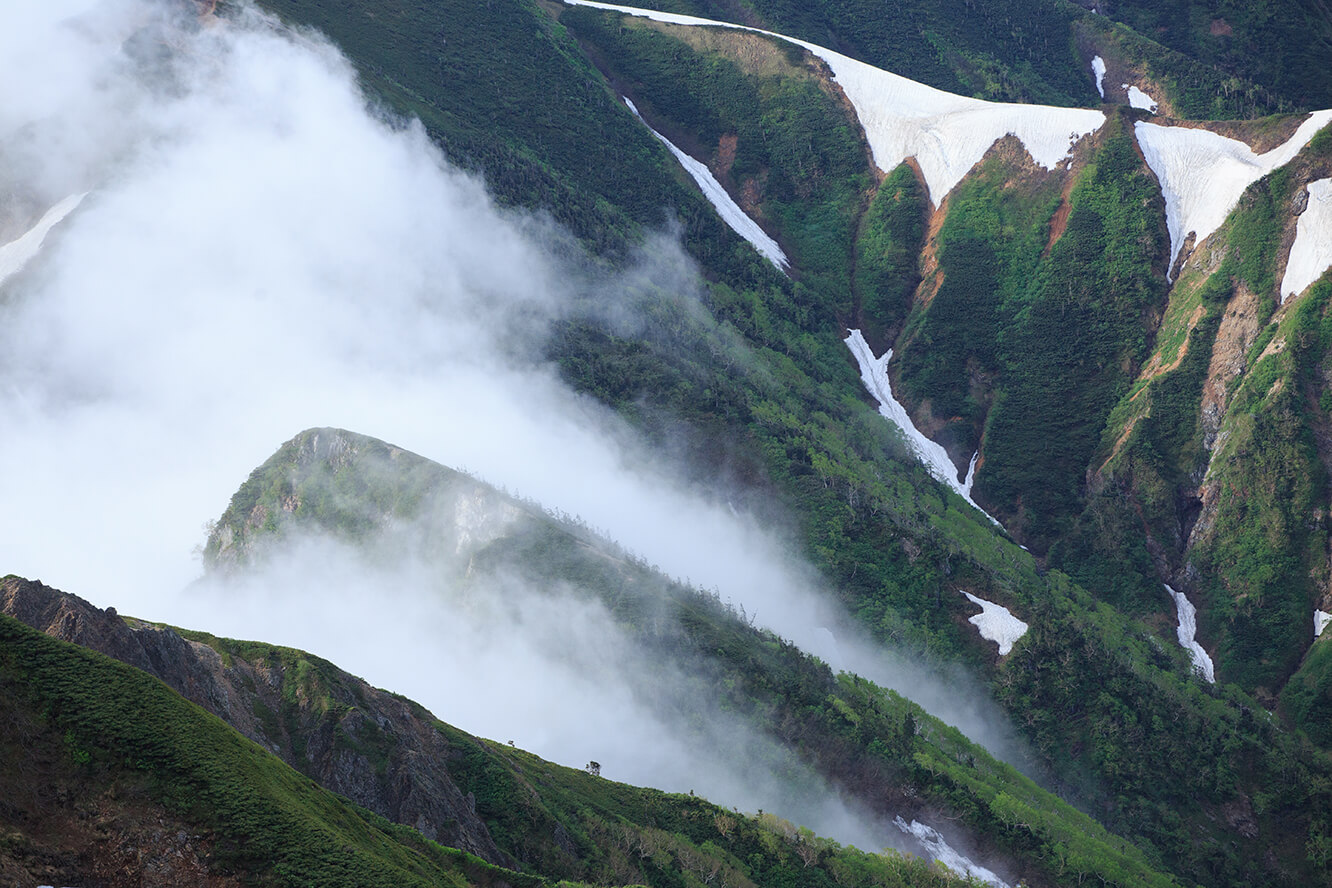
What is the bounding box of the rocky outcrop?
[0,575,510,868]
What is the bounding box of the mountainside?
[0,575,984,888]
[4,1,1332,886]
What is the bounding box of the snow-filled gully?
[1282,178,1332,302]
[1165,584,1215,683]
[565,0,1105,206]
[844,329,999,524]
[1136,111,1332,277]
[0,193,87,288]
[623,99,789,272]
[895,818,1011,888]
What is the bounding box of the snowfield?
[0,193,87,288]
[1165,584,1216,683]
[623,98,788,271]
[565,1,1105,205]
[844,329,999,523]
[960,590,1028,656]
[1281,178,1332,303]
[1316,609,1331,639]
[1125,85,1158,113]
[895,818,1011,888]
[1091,56,1106,98]
[1136,111,1332,276]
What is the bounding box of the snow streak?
[623,98,788,271]
[564,1,1105,205]
[0,193,87,288]
[844,329,998,524]
[1091,56,1106,98]
[1136,112,1332,277]
[1281,178,1332,303]
[1316,610,1331,639]
[894,818,1011,888]
[1165,584,1215,683]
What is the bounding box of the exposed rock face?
[0,575,510,868]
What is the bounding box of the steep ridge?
[0,577,988,888]
[0,607,544,888]
[194,427,1187,888]
[0,575,511,866]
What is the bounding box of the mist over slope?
[5,1,1332,886]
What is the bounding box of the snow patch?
[1136,112,1332,277]
[1281,178,1332,303]
[1124,84,1157,113]
[1165,584,1215,683]
[1091,56,1106,98]
[844,329,998,523]
[894,817,1011,888]
[1316,609,1331,638]
[960,590,1028,656]
[0,193,87,288]
[623,98,788,271]
[566,1,1106,205]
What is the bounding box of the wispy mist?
[0,0,1029,855]
[187,531,905,853]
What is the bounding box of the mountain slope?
[196,427,1191,888]
[0,576,986,888]
[0,607,542,888]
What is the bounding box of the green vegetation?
[996,572,1332,886]
[0,613,541,888]
[893,144,1064,463]
[1282,638,1332,746]
[1095,0,1332,112]
[1192,279,1332,691]
[621,0,1292,116]
[854,164,929,345]
[562,9,872,314]
[208,430,1191,888]
[168,618,988,888]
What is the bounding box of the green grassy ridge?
[892,141,1065,463]
[853,164,929,346]
[888,114,1168,553]
[1281,636,1332,749]
[169,622,985,888]
[213,428,1186,888]
[0,612,542,888]
[1050,305,1222,616]
[1192,279,1332,692]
